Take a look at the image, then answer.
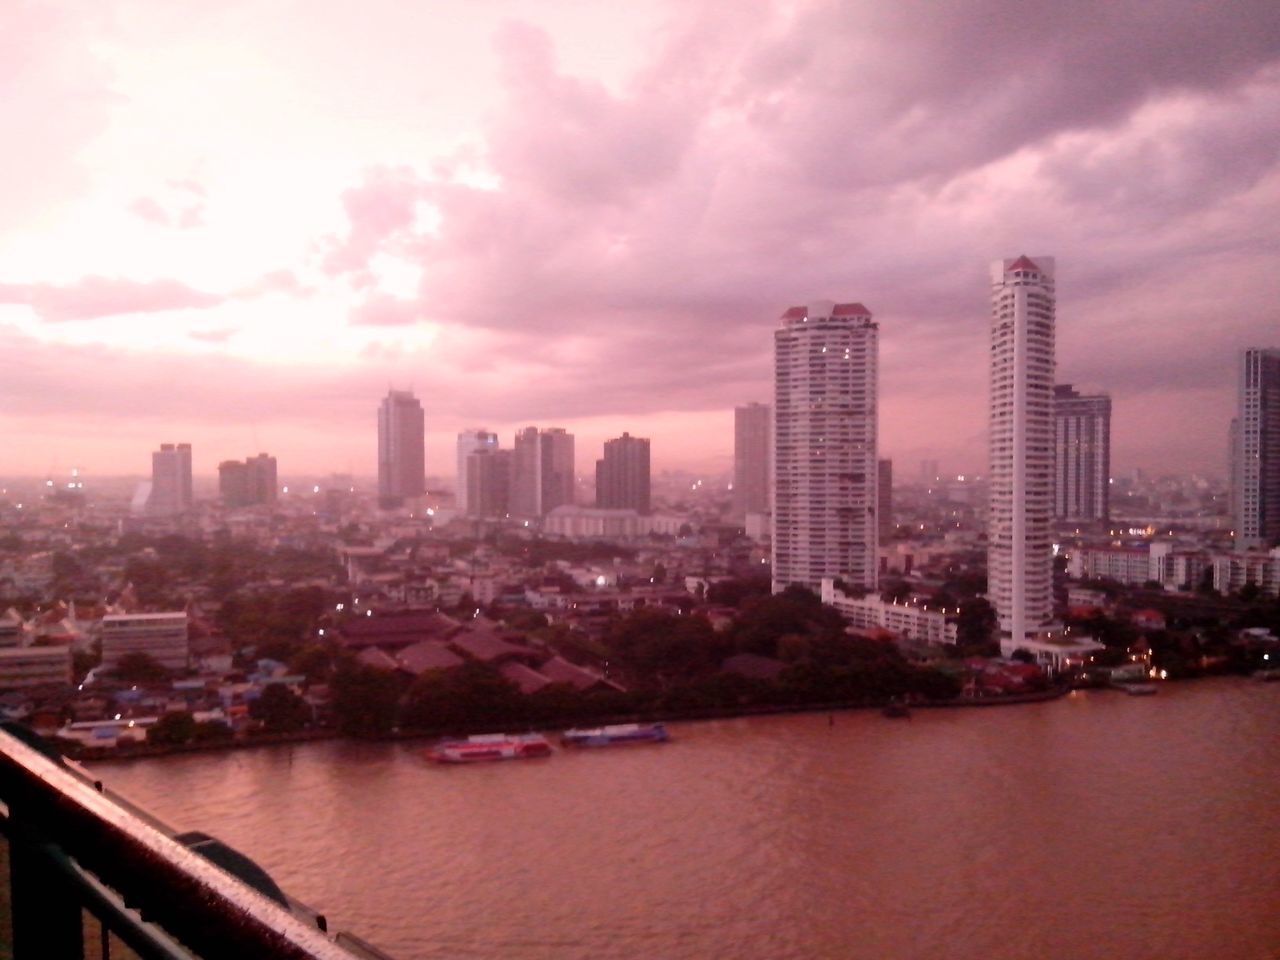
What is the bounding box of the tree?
[955,598,997,648]
[148,711,198,745]
[114,652,169,683]
[249,684,312,733]
[331,663,405,737]
[1010,648,1035,664]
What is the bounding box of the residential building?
[377,390,425,507]
[733,403,770,521]
[821,579,957,646]
[510,427,575,518]
[772,301,878,594]
[596,433,651,513]
[988,256,1057,655]
[0,645,72,690]
[218,453,277,507]
[1054,384,1110,521]
[544,506,650,539]
[878,458,893,540]
[1234,348,1280,548]
[149,443,192,515]
[100,612,190,673]
[456,429,498,514]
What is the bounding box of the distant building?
[596,433,650,513]
[1054,385,1110,522]
[0,645,72,690]
[821,579,957,646]
[1234,348,1280,548]
[456,429,498,514]
[510,427,575,518]
[878,459,893,540]
[466,448,511,518]
[218,453,277,507]
[988,256,1057,655]
[100,612,189,673]
[544,505,648,539]
[733,403,770,521]
[772,301,879,594]
[149,443,192,515]
[378,390,425,507]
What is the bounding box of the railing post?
[8,827,85,959]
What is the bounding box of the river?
[99,678,1280,960]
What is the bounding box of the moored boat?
[560,723,670,747]
[1121,682,1158,696]
[425,733,553,764]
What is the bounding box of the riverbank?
[60,685,1071,762]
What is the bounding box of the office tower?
[467,448,511,518]
[456,429,498,514]
[988,256,1056,654]
[218,460,250,507]
[246,454,278,505]
[878,458,893,540]
[510,427,575,517]
[149,443,192,515]
[733,403,771,521]
[377,390,425,507]
[1234,348,1280,547]
[222,453,278,507]
[1053,385,1110,522]
[596,433,651,513]
[771,301,878,594]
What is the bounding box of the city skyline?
[3,2,1279,479]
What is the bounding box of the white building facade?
[772,301,878,594]
[821,580,958,646]
[989,256,1057,655]
[100,612,190,673]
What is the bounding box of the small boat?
[1121,683,1158,696]
[882,702,911,718]
[560,723,670,747]
[425,733,552,763]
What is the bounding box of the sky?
[3,0,1279,483]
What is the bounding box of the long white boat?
[560,723,670,748]
[425,733,552,764]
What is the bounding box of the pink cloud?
[322,166,425,276]
[350,294,422,326]
[0,276,224,322]
[128,196,171,226]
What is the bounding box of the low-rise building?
[821,579,958,646]
[0,645,72,689]
[100,612,190,673]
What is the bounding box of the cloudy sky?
[4,0,1279,482]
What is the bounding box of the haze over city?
[4,0,1279,479]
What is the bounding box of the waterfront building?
[595,433,651,513]
[148,443,192,515]
[821,579,957,646]
[0,645,72,690]
[772,301,878,594]
[1233,348,1280,548]
[100,612,190,673]
[377,390,425,507]
[988,256,1057,654]
[466,448,511,518]
[1054,385,1110,522]
[456,429,498,514]
[733,403,771,522]
[510,427,575,518]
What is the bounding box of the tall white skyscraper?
[989,256,1056,654]
[733,403,771,522]
[510,426,575,517]
[456,429,498,514]
[1053,384,1111,522]
[1234,347,1280,548]
[149,443,192,515]
[377,389,425,507]
[771,301,878,594]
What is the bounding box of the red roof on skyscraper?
[1007,255,1040,272]
[832,302,871,317]
[781,306,806,319]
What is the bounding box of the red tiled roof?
[780,305,806,319]
[499,662,553,695]
[339,612,462,649]
[396,641,464,675]
[539,656,624,692]
[449,626,533,663]
[832,302,871,317]
[1008,255,1040,272]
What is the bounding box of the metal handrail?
[0,725,392,959]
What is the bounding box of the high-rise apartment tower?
[377,390,425,507]
[1053,385,1110,522]
[149,443,192,515]
[989,256,1056,654]
[456,430,498,514]
[733,403,771,522]
[596,433,651,513]
[772,301,878,594]
[510,427,575,517]
[1234,348,1280,548]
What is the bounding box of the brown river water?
[99,679,1280,960]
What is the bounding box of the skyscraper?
[456,429,498,514]
[149,443,192,515]
[467,448,511,518]
[509,427,575,517]
[246,453,278,505]
[877,458,893,541]
[377,390,425,507]
[596,432,651,513]
[1053,385,1110,522]
[733,403,770,521]
[772,301,878,594]
[989,256,1056,654]
[1234,348,1280,548]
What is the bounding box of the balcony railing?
[0,722,395,959]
